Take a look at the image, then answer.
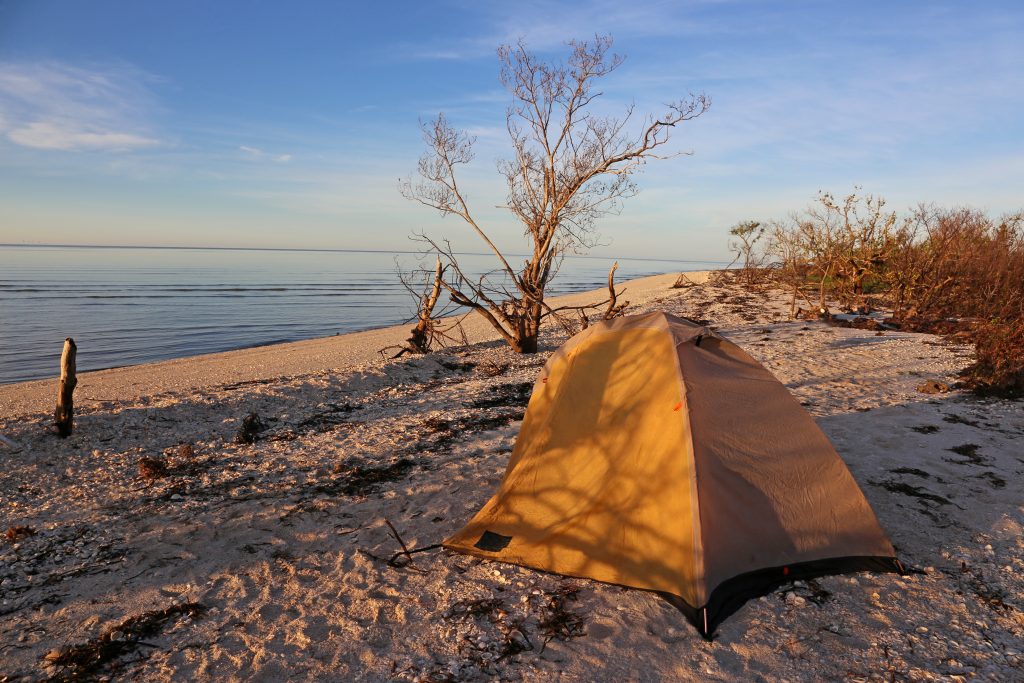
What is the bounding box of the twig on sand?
[0,433,23,452]
[361,519,444,572]
[384,518,414,564]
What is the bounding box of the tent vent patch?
[474,531,512,552]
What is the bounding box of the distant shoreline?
[0,243,729,265]
[0,271,710,415]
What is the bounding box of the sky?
[0,1,1022,261]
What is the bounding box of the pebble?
[510,629,530,649]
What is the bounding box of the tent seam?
[672,334,707,608]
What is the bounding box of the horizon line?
[0,243,730,265]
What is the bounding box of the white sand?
[0,272,1021,682]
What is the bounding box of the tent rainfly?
[445,311,903,638]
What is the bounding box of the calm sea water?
[0,246,722,385]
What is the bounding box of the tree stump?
[54,337,77,437]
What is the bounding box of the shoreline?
[0,271,709,418]
[1,269,1021,681]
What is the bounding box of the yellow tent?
[445,311,901,638]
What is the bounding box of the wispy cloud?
[239,144,292,163]
[397,0,724,62]
[0,61,162,151]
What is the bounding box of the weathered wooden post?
[54,337,77,437]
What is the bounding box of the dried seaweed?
[975,471,1006,489]
[945,443,988,466]
[418,409,525,452]
[438,359,477,373]
[890,467,930,478]
[5,525,36,543]
[326,458,417,496]
[466,382,533,409]
[942,413,981,427]
[444,598,506,622]
[537,584,586,643]
[233,412,267,444]
[44,602,205,681]
[477,360,510,377]
[295,403,359,431]
[138,456,168,480]
[870,480,952,506]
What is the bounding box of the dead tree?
[405,257,445,354]
[384,257,468,359]
[766,220,813,319]
[54,337,77,437]
[401,35,709,353]
[728,220,767,287]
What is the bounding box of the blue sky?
[0,1,1021,261]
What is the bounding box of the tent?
[444,311,902,638]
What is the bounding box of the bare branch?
[400,34,708,353]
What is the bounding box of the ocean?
[0,245,722,384]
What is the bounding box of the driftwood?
[54,337,77,437]
[671,272,701,289]
[542,262,629,335]
[383,257,469,359]
[603,262,629,320]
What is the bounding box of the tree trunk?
[54,337,77,438]
[512,300,544,353]
[406,257,444,354]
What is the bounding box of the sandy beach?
[1,271,1021,682]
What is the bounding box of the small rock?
[510,629,531,650]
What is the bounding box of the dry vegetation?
[737,190,1024,397]
[401,35,708,353]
